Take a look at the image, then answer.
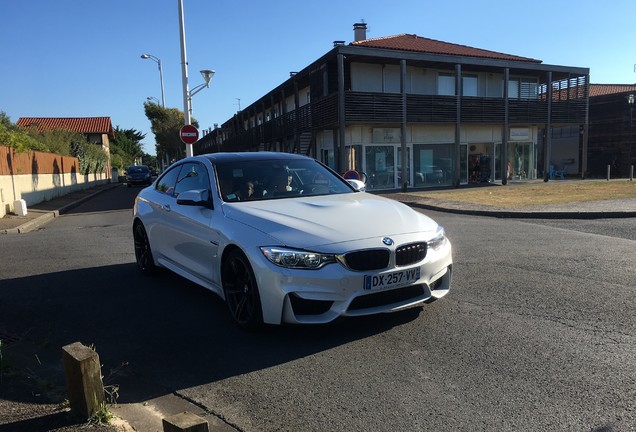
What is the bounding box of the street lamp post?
[178,0,214,157]
[141,53,166,108]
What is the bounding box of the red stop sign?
[180,124,199,144]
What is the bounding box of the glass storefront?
[412,144,454,187]
[336,143,457,190]
[365,145,396,189]
[323,139,535,189]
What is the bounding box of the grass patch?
[407,180,636,208]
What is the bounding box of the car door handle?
[162,204,171,212]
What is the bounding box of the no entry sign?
[180,124,199,144]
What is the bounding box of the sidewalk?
[382,191,636,219]
[0,183,121,234]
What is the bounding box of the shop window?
[413,144,454,186]
[365,146,395,190]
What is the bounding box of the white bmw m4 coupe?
[133,152,452,328]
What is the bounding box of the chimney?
[353,22,367,42]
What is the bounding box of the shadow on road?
[0,262,422,407]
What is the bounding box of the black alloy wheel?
[222,249,264,329]
[133,221,157,275]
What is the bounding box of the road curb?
[2,184,120,234]
[401,201,636,219]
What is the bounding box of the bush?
[0,122,47,152]
[71,141,109,175]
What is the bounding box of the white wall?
[0,173,109,218]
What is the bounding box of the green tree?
[0,111,13,129]
[0,112,47,152]
[70,141,109,175]
[141,153,159,170]
[144,102,198,163]
[110,126,145,169]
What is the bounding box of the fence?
[0,145,110,218]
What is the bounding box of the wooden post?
[61,342,104,419]
[163,412,209,432]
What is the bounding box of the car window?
[128,165,149,173]
[174,162,210,197]
[155,165,181,197]
[215,158,353,202]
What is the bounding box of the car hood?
[222,192,439,248]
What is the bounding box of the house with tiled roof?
[195,23,589,188]
[16,116,114,155]
[1,116,114,218]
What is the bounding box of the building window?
[509,77,538,99]
[437,73,455,96]
[462,75,478,96]
[438,74,478,96]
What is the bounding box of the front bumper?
[252,238,453,325]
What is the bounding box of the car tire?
[222,249,264,329]
[133,221,158,275]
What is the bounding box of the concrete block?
[62,342,104,419]
[14,199,27,216]
[162,411,209,432]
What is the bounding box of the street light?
[140,53,165,108]
[186,69,215,115]
[178,0,214,157]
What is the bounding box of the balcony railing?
[205,91,587,152]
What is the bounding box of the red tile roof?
[351,34,542,63]
[16,117,114,138]
[589,84,636,97]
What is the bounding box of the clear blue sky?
[2,0,635,155]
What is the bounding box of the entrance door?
[508,142,534,180]
[365,145,396,189]
[468,143,494,183]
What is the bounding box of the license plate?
[364,268,421,290]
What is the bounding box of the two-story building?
[195,23,589,190]
[587,84,636,178]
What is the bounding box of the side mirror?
[346,179,366,192]
[176,189,213,208]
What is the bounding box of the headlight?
[260,247,336,269]
[427,226,447,251]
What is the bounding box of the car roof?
[200,152,311,164]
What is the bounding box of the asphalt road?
[1,185,634,431]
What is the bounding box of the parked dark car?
[126,165,152,187]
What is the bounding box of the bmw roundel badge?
[382,237,394,246]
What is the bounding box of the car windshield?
[215,158,354,202]
[128,166,149,173]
